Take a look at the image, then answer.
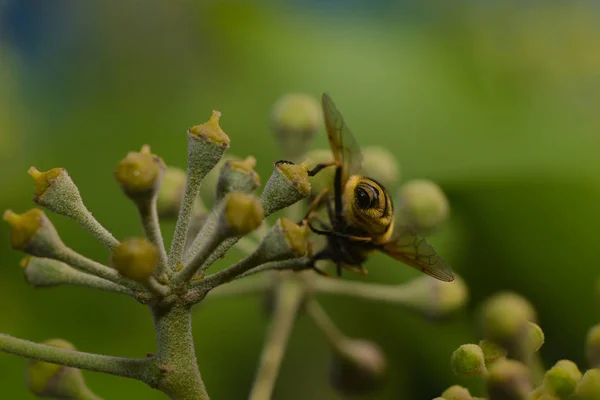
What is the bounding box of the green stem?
[152,305,209,400]
[138,198,168,277]
[0,334,158,384]
[248,279,303,400]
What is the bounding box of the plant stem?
[152,305,209,400]
[138,198,168,276]
[248,279,303,400]
[0,334,158,384]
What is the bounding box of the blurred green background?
[2,1,600,399]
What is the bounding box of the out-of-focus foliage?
[2,1,600,399]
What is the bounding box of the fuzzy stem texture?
[0,334,158,384]
[152,305,209,400]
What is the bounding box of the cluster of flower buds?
[439,291,600,400]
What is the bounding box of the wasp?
[286,93,454,282]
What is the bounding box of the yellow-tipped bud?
[451,344,487,378]
[271,93,321,160]
[330,339,387,395]
[223,192,264,236]
[362,146,401,189]
[397,179,450,231]
[487,359,531,400]
[27,339,98,399]
[114,145,165,200]
[441,385,472,400]
[261,161,311,216]
[587,324,600,368]
[3,208,64,256]
[575,369,600,400]
[188,110,230,147]
[542,359,581,399]
[110,238,158,281]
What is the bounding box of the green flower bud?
[114,145,166,202]
[479,340,507,366]
[271,93,321,161]
[587,324,600,368]
[362,146,400,189]
[3,209,65,257]
[26,339,100,399]
[261,161,311,216]
[329,339,386,395]
[396,179,450,231]
[479,292,537,357]
[487,359,532,400]
[403,274,468,319]
[216,156,260,202]
[441,385,472,400]
[575,369,600,400]
[451,344,487,378]
[223,192,264,236]
[542,359,581,399]
[27,167,118,249]
[110,238,158,282]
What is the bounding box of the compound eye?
[355,187,372,209]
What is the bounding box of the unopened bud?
[330,339,386,395]
[261,161,311,216]
[542,359,581,399]
[3,209,65,257]
[397,179,450,231]
[114,145,165,202]
[222,192,264,236]
[271,93,321,161]
[110,238,158,282]
[216,156,260,202]
[27,339,100,399]
[575,369,600,400]
[451,344,487,378]
[441,385,472,400]
[362,146,400,189]
[487,359,532,400]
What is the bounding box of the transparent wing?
[322,93,364,183]
[378,229,455,282]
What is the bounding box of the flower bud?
[27,167,119,248]
[403,274,468,319]
[27,339,99,399]
[479,292,537,357]
[329,339,386,395]
[261,161,311,216]
[451,344,487,378]
[575,369,600,400]
[479,340,507,366]
[271,93,321,161]
[114,145,165,202]
[216,156,260,202]
[362,146,400,189]
[3,209,65,257]
[587,324,600,367]
[222,192,264,236]
[542,359,581,399]
[396,179,450,231]
[110,238,158,282]
[487,359,532,400]
[441,385,472,400]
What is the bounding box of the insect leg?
[299,188,330,224]
[307,161,338,177]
